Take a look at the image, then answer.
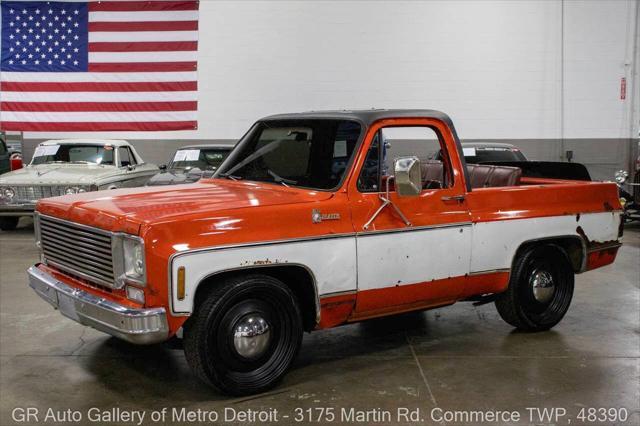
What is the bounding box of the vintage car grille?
[39,215,115,286]
[14,185,67,203]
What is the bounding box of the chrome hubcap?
[530,269,555,303]
[233,314,271,359]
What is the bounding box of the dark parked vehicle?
[459,142,592,182]
[147,144,234,186]
[0,136,9,175]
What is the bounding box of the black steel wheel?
[184,274,303,395]
[495,244,574,331]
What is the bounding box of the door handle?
[441,195,465,203]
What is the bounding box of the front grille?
[39,215,115,286]
[14,185,67,203]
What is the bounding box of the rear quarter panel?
[466,180,622,273]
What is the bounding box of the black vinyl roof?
[261,109,455,127]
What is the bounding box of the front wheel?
[0,217,19,231]
[184,274,303,395]
[495,244,574,331]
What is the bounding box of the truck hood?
[0,164,118,185]
[36,179,333,234]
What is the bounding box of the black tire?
[184,274,303,395]
[0,217,19,231]
[495,244,574,331]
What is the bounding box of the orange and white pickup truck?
[28,110,623,395]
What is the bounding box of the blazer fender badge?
[312,209,340,223]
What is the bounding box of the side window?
[0,140,7,155]
[357,126,453,192]
[118,147,132,167]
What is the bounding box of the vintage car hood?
[36,179,333,234]
[0,164,120,185]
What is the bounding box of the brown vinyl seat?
[420,161,444,189]
[466,164,522,188]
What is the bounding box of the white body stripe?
[470,212,620,272]
[171,238,357,314]
[357,225,471,291]
[170,212,621,316]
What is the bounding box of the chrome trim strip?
[468,268,511,276]
[356,221,472,237]
[319,290,357,299]
[28,265,168,345]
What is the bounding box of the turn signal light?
[177,266,186,301]
[126,285,145,304]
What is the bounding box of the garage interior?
[1,0,639,425]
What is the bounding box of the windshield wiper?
[218,172,243,181]
[268,170,297,187]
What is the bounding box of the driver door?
[348,119,472,318]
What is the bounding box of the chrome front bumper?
[0,203,35,216]
[28,265,169,345]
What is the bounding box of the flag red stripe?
[89,1,199,12]
[1,81,197,92]
[1,102,197,112]
[89,21,198,32]
[89,41,198,52]
[1,121,198,132]
[88,62,197,72]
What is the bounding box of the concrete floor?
[0,217,638,426]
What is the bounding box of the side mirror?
[394,156,422,196]
[614,170,628,184]
[159,164,167,171]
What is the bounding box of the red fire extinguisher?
[10,153,23,171]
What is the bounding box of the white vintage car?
[0,139,158,230]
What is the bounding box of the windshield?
[170,148,232,171]
[217,119,362,190]
[31,144,115,165]
[464,147,527,163]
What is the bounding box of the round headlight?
[64,187,78,195]
[614,170,629,184]
[77,188,87,193]
[3,187,15,199]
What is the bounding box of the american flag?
[0,0,199,131]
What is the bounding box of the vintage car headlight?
[1,187,15,200]
[64,186,78,195]
[114,234,146,286]
[614,170,629,184]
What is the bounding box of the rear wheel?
[184,274,303,395]
[0,217,19,231]
[495,244,574,331]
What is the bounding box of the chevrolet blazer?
[27,110,623,395]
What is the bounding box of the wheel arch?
[191,264,320,332]
[511,235,586,273]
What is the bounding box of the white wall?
[19,0,637,144]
